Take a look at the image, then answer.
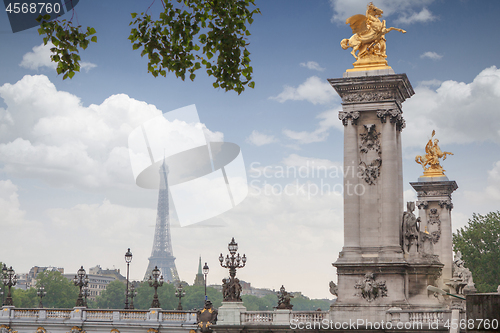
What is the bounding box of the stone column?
[410,179,458,289]
[339,110,360,256]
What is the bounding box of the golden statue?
[341,2,406,72]
[415,130,453,177]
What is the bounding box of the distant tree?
[37,0,260,93]
[453,211,500,292]
[242,294,275,311]
[13,287,38,308]
[132,281,177,310]
[182,285,222,310]
[95,280,126,309]
[290,293,332,311]
[35,270,79,308]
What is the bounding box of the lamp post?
[83,285,90,307]
[219,237,246,301]
[148,266,164,308]
[2,264,17,306]
[73,266,89,307]
[37,285,46,308]
[129,284,137,310]
[124,248,133,309]
[175,283,185,310]
[202,262,209,301]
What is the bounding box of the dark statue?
[197,300,218,333]
[276,285,294,309]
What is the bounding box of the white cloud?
[420,51,443,60]
[19,42,97,72]
[403,66,500,147]
[463,161,500,206]
[283,108,342,144]
[300,61,325,72]
[0,75,222,191]
[396,7,436,24]
[329,0,436,25]
[269,76,337,105]
[246,130,278,146]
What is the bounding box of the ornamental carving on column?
[343,91,394,103]
[338,111,360,126]
[428,208,441,244]
[354,273,388,302]
[438,199,453,211]
[358,124,382,185]
[376,108,406,131]
[416,200,428,209]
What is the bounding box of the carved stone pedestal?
[410,178,458,291]
[329,71,446,322]
[217,302,246,325]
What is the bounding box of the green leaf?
[91,36,97,43]
[189,73,196,80]
[248,81,255,89]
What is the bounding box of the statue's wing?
[346,14,368,34]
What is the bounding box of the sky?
[0,0,499,300]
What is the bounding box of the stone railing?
[241,310,330,325]
[0,306,198,333]
[386,308,466,328]
[241,311,274,323]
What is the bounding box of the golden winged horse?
[415,130,454,176]
[341,3,406,62]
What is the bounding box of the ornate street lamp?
[37,285,46,308]
[148,266,164,308]
[83,285,90,307]
[73,266,89,307]
[2,264,17,306]
[124,248,133,309]
[219,237,246,302]
[202,262,209,301]
[175,283,186,310]
[128,284,137,310]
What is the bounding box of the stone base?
[331,257,445,322]
[217,302,246,325]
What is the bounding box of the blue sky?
[1,0,499,299]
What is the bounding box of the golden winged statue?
[341,2,406,71]
[415,130,454,177]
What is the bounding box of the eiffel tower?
[144,159,179,283]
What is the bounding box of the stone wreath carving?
[428,208,441,244]
[338,110,360,126]
[354,273,388,302]
[358,124,382,185]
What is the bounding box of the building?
[144,159,180,283]
[193,257,204,286]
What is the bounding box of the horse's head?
[367,2,383,17]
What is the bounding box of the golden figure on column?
[341,2,406,72]
[415,130,454,177]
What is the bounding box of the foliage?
[9,271,78,308]
[453,211,500,292]
[36,15,97,80]
[129,0,260,94]
[35,270,79,308]
[95,280,126,309]
[242,294,276,311]
[290,293,332,311]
